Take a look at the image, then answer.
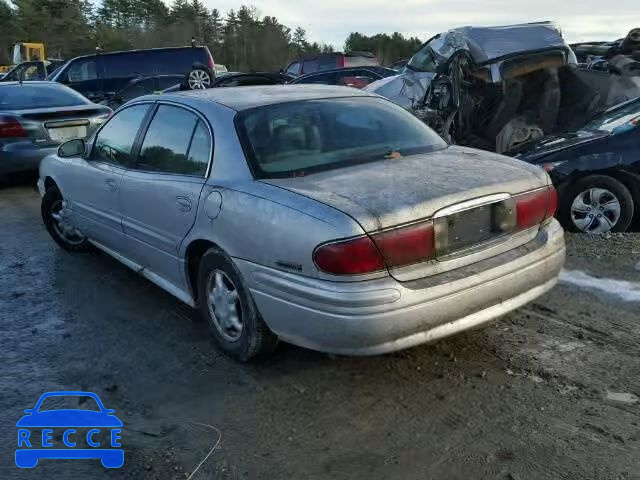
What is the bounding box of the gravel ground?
[1,184,639,480]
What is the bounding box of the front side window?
[286,62,301,76]
[137,105,209,176]
[302,59,319,74]
[237,97,447,178]
[90,104,150,167]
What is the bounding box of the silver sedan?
[38,85,565,361]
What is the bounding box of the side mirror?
[24,409,34,414]
[58,138,86,158]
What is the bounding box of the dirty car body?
[38,85,564,358]
[366,22,640,153]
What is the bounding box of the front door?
[119,104,212,287]
[69,103,151,249]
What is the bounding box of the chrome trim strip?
[433,193,510,218]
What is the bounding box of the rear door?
[68,103,151,249]
[119,103,212,286]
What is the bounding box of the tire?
[197,247,278,361]
[559,175,634,233]
[41,186,92,252]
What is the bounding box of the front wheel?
[559,175,634,233]
[197,248,278,361]
[41,186,92,252]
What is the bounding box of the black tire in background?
[559,175,634,233]
[41,186,93,252]
[197,247,278,361]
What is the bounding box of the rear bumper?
[237,219,565,355]
[0,145,56,175]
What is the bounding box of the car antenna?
[191,37,197,48]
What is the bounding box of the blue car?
[16,391,123,468]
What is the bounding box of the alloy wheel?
[188,69,211,89]
[570,188,621,233]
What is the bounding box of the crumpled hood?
[263,146,548,232]
[364,71,435,110]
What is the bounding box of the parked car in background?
[284,51,379,77]
[511,96,640,233]
[38,85,564,361]
[0,60,65,82]
[161,71,292,93]
[103,74,185,110]
[366,22,640,153]
[48,46,215,103]
[289,67,397,88]
[0,82,111,177]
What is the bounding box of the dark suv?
[284,52,379,77]
[48,46,215,102]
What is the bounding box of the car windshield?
[236,97,447,178]
[583,98,640,132]
[38,395,101,412]
[0,84,89,110]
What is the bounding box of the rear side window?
[149,49,208,75]
[91,104,150,167]
[67,59,98,82]
[344,56,379,68]
[0,84,89,110]
[137,105,209,176]
[102,53,154,79]
[318,56,337,70]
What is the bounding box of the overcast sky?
[198,0,638,47]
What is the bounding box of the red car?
[285,52,379,77]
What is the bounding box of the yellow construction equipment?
[0,42,46,73]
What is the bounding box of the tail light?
[0,115,26,138]
[207,51,216,75]
[313,236,384,275]
[370,221,435,268]
[313,221,435,275]
[515,186,557,230]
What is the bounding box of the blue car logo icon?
[16,391,123,468]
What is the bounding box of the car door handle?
[105,179,118,192]
[176,196,192,212]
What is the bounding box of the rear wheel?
[187,68,212,89]
[41,186,92,252]
[559,175,634,233]
[197,248,278,361]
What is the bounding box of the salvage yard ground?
[1,184,639,480]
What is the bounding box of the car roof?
[65,46,207,62]
[0,80,62,87]
[153,84,374,111]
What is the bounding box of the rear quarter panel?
[181,180,378,281]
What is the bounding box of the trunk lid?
[264,146,550,281]
[264,146,547,232]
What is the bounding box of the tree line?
[0,0,422,71]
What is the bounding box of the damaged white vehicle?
[366,22,640,153]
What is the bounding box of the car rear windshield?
[583,98,640,132]
[0,84,89,110]
[236,97,447,178]
[38,395,100,412]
